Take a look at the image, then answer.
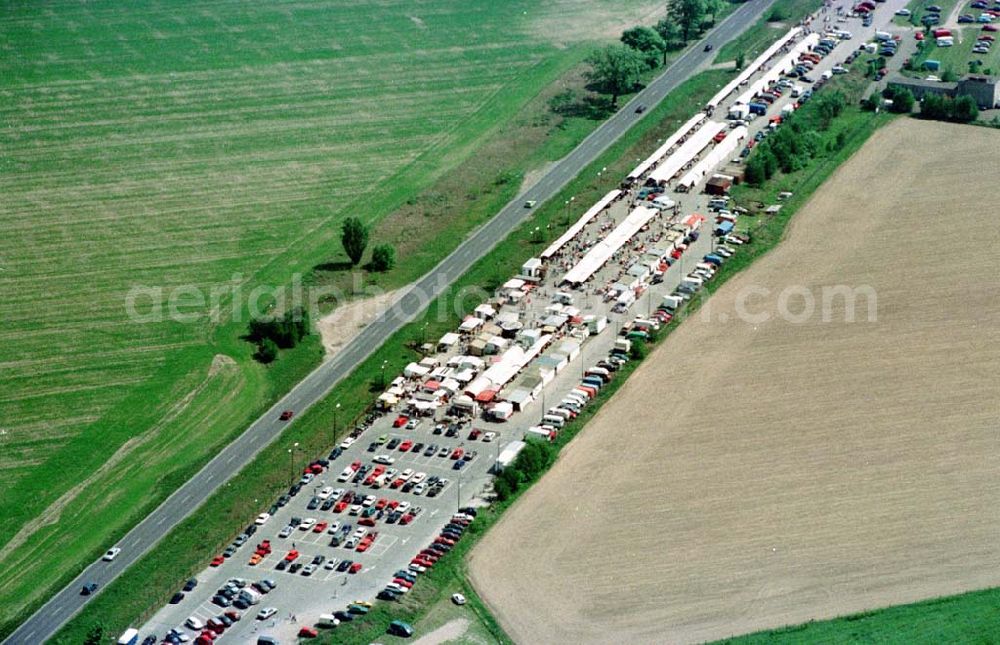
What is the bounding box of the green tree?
[704,0,725,26]
[493,476,513,502]
[370,243,396,272]
[951,95,979,122]
[341,216,369,266]
[629,339,647,360]
[255,338,278,363]
[500,466,521,492]
[84,624,104,645]
[941,67,958,82]
[745,154,767,185]
[621,26,666,69]
[735,51,746,70]
[814,91,846,129]
[585,44,646,106]
[670,0,707,41]
[654,17,683,57]
[888,87,915,113]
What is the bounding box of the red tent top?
[475,390,497,403]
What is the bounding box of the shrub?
[370,244,396,272]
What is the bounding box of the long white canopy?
[706,26,803,109]
[626,113,707,181]
[541,190,622,260]
[561,206,659,286]
[677,126,747,190]
[647,120,726,185]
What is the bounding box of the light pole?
[288,442,299,484]
[564,196,575,224]
[333,402,341,442]
[380,360,388,389]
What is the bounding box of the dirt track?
[468,119,1000,644]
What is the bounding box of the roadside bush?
[370,243,396,272]
[919,93,979,123]
[255,338,278,364]
[882,86,914,113]
[629,340,647,360]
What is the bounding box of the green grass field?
[0,0,669,633]
[906,26,1000,76]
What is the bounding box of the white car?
[413,483,427,495]
[349,504,362,516]
[102,547,122,562]
[337,467,353,482]
[344,536,359,548]
[299,518,316,531]
[185,616,205,630]
[324,559,338,570]
[278,525,294,538]
[353,527,367,539]
[399,468,414,481]
[254,512,271,525]
[362,495,377,508]
[410,472,426,484]
[327,521,342,534]
[483,432,497,443]
[257,607,277,621]
[300,472,314,485]
[373,454,395,465]
[397,501,411,514]
[452,593,467,605]
[339,436,356,450]
[405,419,420,430]
[384,468,398,479]
[895,8,911,15]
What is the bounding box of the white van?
[708,197,729,211]
[317,614,340,628]
[541,414,565,428]
[874,30,892,41]
[547,408,572,422]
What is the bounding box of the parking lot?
[137,6,910,642]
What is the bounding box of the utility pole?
[333,402,341,443]
[288,442,299,485]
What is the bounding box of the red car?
[467,429,482,440]
[210,556,225,567]
[313,522,328,533]
[279,410,294,421]
[334,501,348,513]
[225,611,241,622]
[398,440,413,452]
[393,415,409,428]
[284,550,300,562]
[375,498,389,510]
[387,500,400,510]
[400,513,415,526]
[393,577,414,589]
[349,562,363,574]
[984,23,999,31]
[350,460,362,471]
[450,448,464,460]
[712,130,727,143]
[390,478,405,489]
[298,627,318,638]
[359,517,376,527]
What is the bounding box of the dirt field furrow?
[469,119,1000,645]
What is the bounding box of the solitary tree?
[735,51,746,70]
[621,26,666,69]
[341,216,369,266]
[585,44,647,106]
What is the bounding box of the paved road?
[4,3,776,643]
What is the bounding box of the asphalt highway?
[4,2,776,642]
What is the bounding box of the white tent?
[541,190,622,260]
[706,27,803,108]
[626,113,707,180]
[561,206,659,286]
[647,121,727,185]
[677,126,747,191]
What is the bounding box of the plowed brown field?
[468,119,1000,644]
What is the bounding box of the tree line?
[585,0,728,106]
